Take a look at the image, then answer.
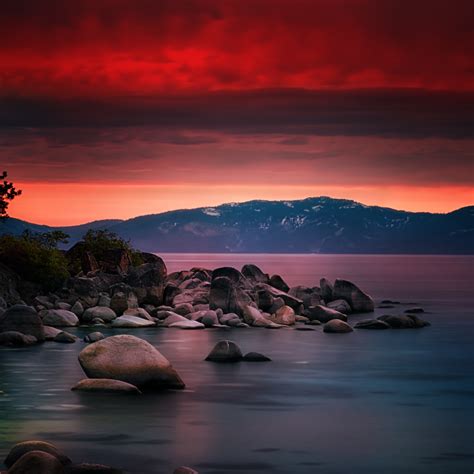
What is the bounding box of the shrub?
[0,231,70,291]
[82,229,143,266]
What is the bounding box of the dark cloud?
[1,89,472,139]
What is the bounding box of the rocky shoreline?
[0,249,429,344]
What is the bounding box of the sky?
[1,0,473,225]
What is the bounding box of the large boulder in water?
[4,441,71,468]
[303,305,347,323]
[205,340,243,362]
[0,305,45,341]
[72,277,100,308]
[78,335,185,390]
[288,286,321,308]
[333,279,374,313]
[323,319,353,333]
[42,309,79,327]
[212,267,250,288]
[327,299,352,314]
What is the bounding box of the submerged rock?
[323,319,353,333]
[354,319,391,330]
[242,352,271,362]
[205,340,243,362]
[333,279,374,313]
[53,331,77,343]
[71,378,142,394]
[83,331,105,343]
[78,335,185,390]
[404,307,424,313]
[378,314,430,329]
[4,441,71,468]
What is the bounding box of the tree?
[0,171,21,219]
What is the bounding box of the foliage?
[0,231,70,291]
[0,171,21,219]
[82,229,143,265]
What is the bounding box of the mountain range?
[1,197,473,254]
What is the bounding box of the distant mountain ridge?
[1,197,473,254]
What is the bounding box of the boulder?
[323,319,353,333]
[377,314,430,329]
[161,313,190,326]
[54,331,77,343]
[123,307,153,321]
[304,305,347,323]
[174,303,194,316]
[7,450,64,474]
[320,278,334,302]
[4,441,71,468]
[242,352,271,362]
[111,315,155,328]
[205,340,243,362]
[42,309,79,327]
[254,283,303,311]
[84,331,105,343]
[269,305,295,325]
[109,291,137,316]
[189,310,219,327]
[354,319,391,330]
[404,307,424,313]
[256,289,274,311]
[0,305,45,341]
[227,319,249,328]
[0,262,21,305]
[70,301,84,317]
[169,320,205,330]
[82,306,117,323]
[0,331,37,346]
[97,294,111,307]
[327,299,352,314]
[43,326,62,341]
[72,278,99,308]
[209,277,252,316]
[78,335,185,390]
[71,378,142,394]
[219,313,240,325]
[212,267,249,287]
[241,264,268,284]
[125,259,167,305]
[333,279,374,313]
[288,286,321,308]
[268,274,290,292]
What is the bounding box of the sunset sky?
[1,0,473,225]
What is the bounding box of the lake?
[1,254,473,474]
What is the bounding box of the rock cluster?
[0,254,432,343]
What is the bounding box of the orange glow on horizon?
[7,182,474,226]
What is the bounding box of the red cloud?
[0,0,472,98]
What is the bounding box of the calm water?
[1,254,473,474]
